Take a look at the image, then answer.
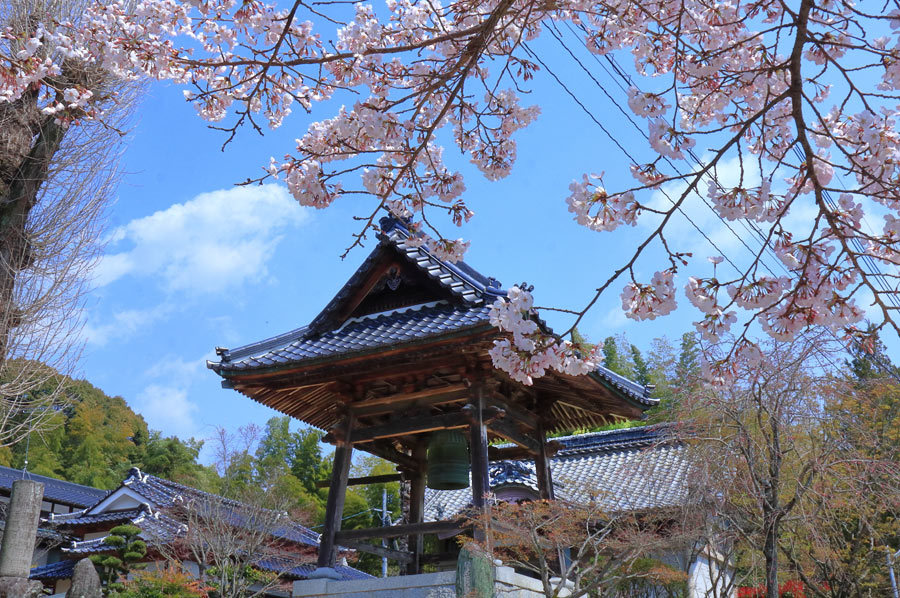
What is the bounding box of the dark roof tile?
[213,303,492,374]
[0,466,108,509]
[424,424,689,521]
[30,559,76,580]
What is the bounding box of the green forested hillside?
[0,375,215,491]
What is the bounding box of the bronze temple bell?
[426,430,470,490]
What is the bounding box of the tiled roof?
[30,559,76,580]
[0,519,67,542]
[207,216,653,406]
[48,506,146,526]
[210,215,504,376]
[63,509,185,555]
[0,466,108,508]
[424,424,690,521]
[213,302,492,374]
[116,468,320,547]
[308,217,502,330]
[256,558,374,581]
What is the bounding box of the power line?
[532,22,900,378]
[519,41,742,275]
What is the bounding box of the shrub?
[110,567,209,597]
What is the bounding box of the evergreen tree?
[602,336,629,377]
[646,335,676,399]
[91,524,147,590]
[675,332,701,390]
[255,416,295,475]
[848,328,898,382]
[570,328,595,356]
[630,345,650,386]
[9,373,209,490]
[290,427,328,496]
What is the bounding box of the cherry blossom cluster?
[489,286,600,385]
[620,271,677,321]
[566,175,640,232]
[4,0,900,383]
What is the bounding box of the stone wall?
[291,566,568,598]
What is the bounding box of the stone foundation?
[292,566,570,598]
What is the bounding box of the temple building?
[28,468,369,596]
[207,216,658,579]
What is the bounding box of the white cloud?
[82,303,174,346]
[135,383,201,439]
[144,353,207,386]
[601,305,630,330]
[643,155,758,263]
[94,184,309,294]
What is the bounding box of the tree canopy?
[3,0,899,385]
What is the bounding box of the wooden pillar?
[469,383,490,509]
[317,412,355,569]
[535,419,555,501]
[406,440,427,575]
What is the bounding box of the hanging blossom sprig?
[488,286,601,385]
[3,0,900,383]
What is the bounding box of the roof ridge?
[335,299,450,331]
[381,217,504,300]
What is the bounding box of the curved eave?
[213,321,497,381]
[588,371,658,412]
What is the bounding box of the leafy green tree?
[646,336,676,394]
[848,328,899,381]
[255,416,295,474]
[90,524,147,590]
[345,456,402,575]
[138,432,214,490]
[291,427,328,496]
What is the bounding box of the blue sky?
[74,28,898,456]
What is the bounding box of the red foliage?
[737,579,815,598]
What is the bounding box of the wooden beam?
[339,539,414,564]
[349,384,467,412]
[407,440,427,575]
[315,473,401,489]
[488,419,541,455]
[334,520,464,542]
[336,412,469,444]
[317,412,355,569]
[420,552,459,566]
[470,385,490,512]
[351,393,468,418]
[365,441,417,471]
[535,420,555,501]
[486,394,539,429]
[488,440,562,461]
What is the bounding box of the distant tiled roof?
[30,559,76,580]
[424,424,691,521]
[48,506,146,526]
[63,508,185,555]
[256,558,374,581]
[115,468,320,547]
[0,466,108,508]
[0,519,67,542]
[33,558,373,583]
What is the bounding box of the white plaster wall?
[688,555,733,598]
